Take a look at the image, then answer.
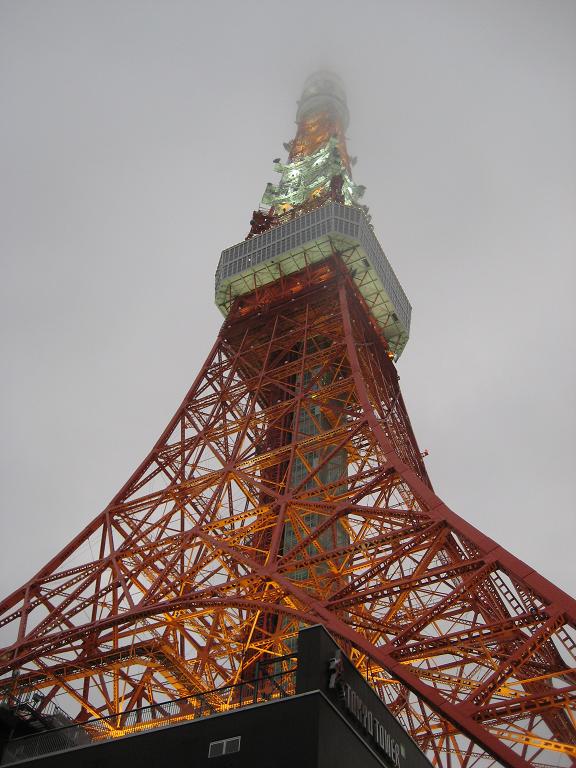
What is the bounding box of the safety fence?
[1,662,296,765]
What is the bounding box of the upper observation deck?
[215,202,411,359]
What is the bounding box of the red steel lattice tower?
[1,73,575,768]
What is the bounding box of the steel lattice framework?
[1,74,575,768]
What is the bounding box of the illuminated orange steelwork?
[290,112,351,171]
[0,74,574,768]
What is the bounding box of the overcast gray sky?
[1,0,575,600]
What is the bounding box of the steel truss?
[0,258,574,768]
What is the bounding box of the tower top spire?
[246,73,366,240]
[288,71,352,172]
[296,71,350,131]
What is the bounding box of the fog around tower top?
[297,71,350,129]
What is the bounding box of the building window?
[208,736,241,758]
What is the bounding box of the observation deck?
[215,203,411,359]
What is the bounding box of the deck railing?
[1,663,296,766]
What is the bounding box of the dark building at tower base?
[1,627,434,768]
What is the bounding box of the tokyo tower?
[0,73,575,768]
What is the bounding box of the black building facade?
[0,627,435,768]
